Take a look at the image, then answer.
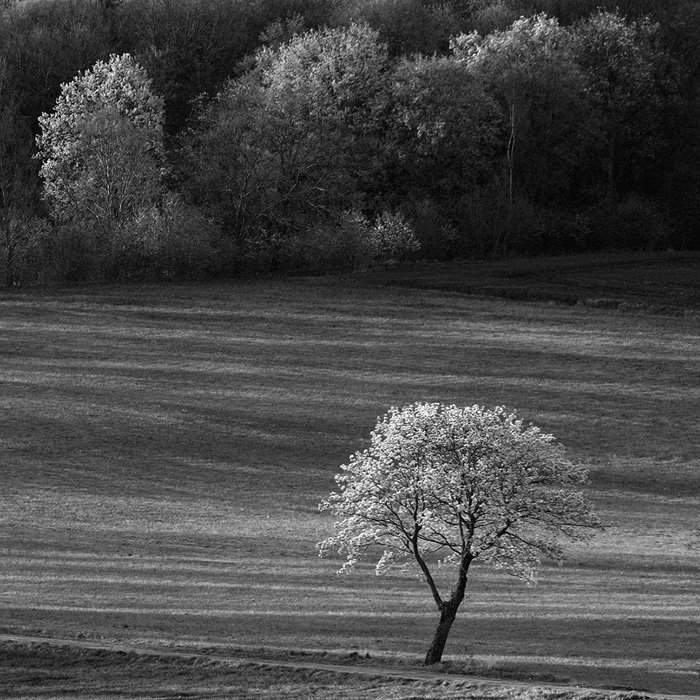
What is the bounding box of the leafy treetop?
[319,403,601,591]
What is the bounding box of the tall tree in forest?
[387,55,502,207]
[0,0,112,126]
[36,54,164,240]
[0,59,39,285]
[452,15,591,254]
[571,10,679,201]
[382,54,502,255]
[184,24,391,260]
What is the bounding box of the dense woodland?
[1,0,699,283]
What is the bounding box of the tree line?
[1,0,699,284]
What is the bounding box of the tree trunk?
[424,601,459,665]
[606,129,616,201]
[494,96,517,258]
[6,237,14,287]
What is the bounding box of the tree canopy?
[36,53,164,236]
[184,24,391,262]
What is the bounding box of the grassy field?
[361,251,700,312]
[1,259,699,697]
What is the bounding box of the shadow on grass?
[356,251,700,316]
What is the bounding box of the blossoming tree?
[318,402,601,665]
[36,54,164,237]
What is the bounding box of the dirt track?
[2,633,698,700]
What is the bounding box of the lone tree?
[318,402,601,665]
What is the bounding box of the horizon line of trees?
[1,0,700,284]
